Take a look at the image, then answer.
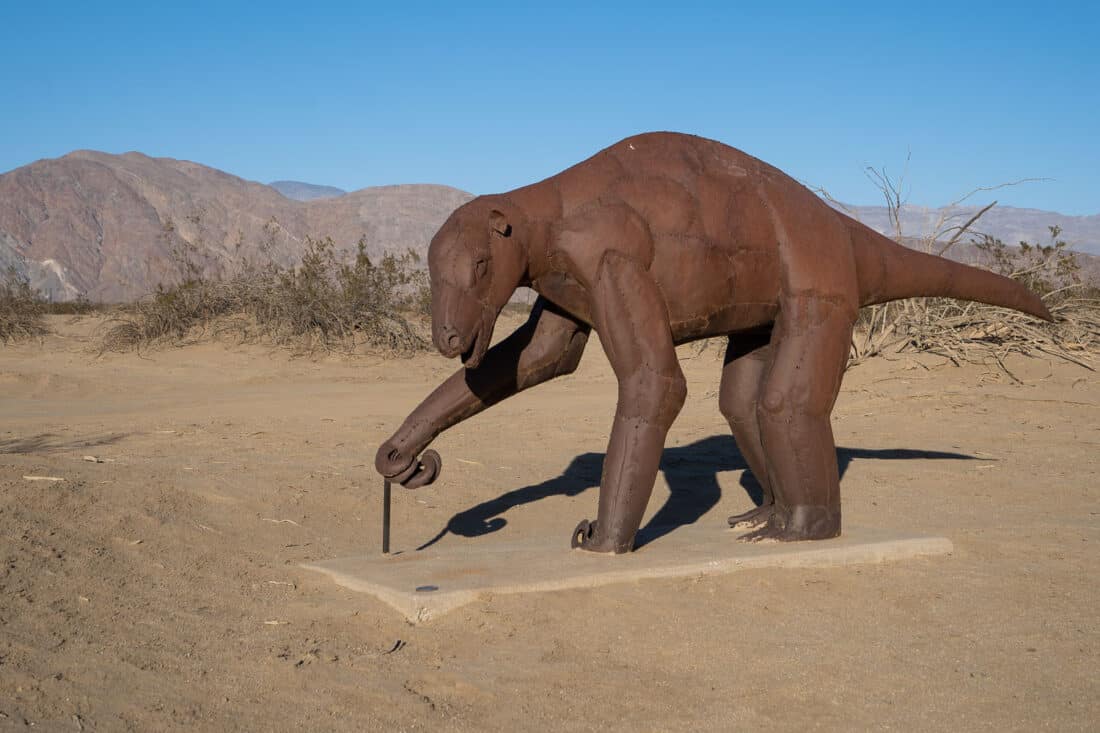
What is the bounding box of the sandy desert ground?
[2,314,1098,731]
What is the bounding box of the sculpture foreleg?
[375,298,589,487]
[572,253,687,554]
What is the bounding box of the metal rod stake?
[382,479,391,554]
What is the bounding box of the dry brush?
[100,237,431,355]
[0,268,48,342]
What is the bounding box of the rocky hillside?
[0,151,471,302]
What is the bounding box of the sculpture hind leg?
[740,295,854,542]
[719,331,775,529]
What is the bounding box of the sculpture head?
[427,200,527,369]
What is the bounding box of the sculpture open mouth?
[461,323,488,369]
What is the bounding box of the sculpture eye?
[474,258,488,280]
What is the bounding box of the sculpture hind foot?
[737,505,840,543]
[727,502,774,530]
[571,519,634,554]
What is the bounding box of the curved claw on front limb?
[401,449,442,489]
[376,441,443,489]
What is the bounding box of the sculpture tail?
[845,215,1053,321]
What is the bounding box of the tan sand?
[1,314,1097,731]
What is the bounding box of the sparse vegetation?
[0,268,48,342]
[100,237,431,354]
[843,160,1100,376]
[850,232,1100,376]
[41,298,103,316]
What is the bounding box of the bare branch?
[936,200,998,257]
[944,177,1052,209]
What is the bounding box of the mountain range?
[0,151,469,301]
[1,150,1096,301]
[844,204,1100,255]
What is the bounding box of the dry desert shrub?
[828,162,1100,376]
[849,229,1100,377]
[101,237,430,354]
[0,268,48,342]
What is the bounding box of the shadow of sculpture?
[416,435,976,551]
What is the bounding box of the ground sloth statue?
[375,132,1051,553]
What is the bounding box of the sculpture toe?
[727,502,774,530]
[736,505,840,543]
[571,519,594,549]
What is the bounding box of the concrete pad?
[302,524,952,623]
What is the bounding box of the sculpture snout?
[434,324,466,358]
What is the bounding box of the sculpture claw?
[571,519,595,549]
[375,440,442,489]
[570,519,633,553]
[735,505,840,543]
[400,449,442,489]
[727,502,774,530]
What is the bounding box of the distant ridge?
[269,180,347,201]
[0,150,472,301]
[843,203,1100,256]
[0,149,1095,302]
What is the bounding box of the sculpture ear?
[489,209,512,237]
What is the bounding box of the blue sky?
[2,1,1097,214]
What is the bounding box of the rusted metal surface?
[374,132,1051,554]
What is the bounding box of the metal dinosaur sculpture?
[374,132,1052,554]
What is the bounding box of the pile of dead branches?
[839,162,1099,375]
[850,292,1100,375]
